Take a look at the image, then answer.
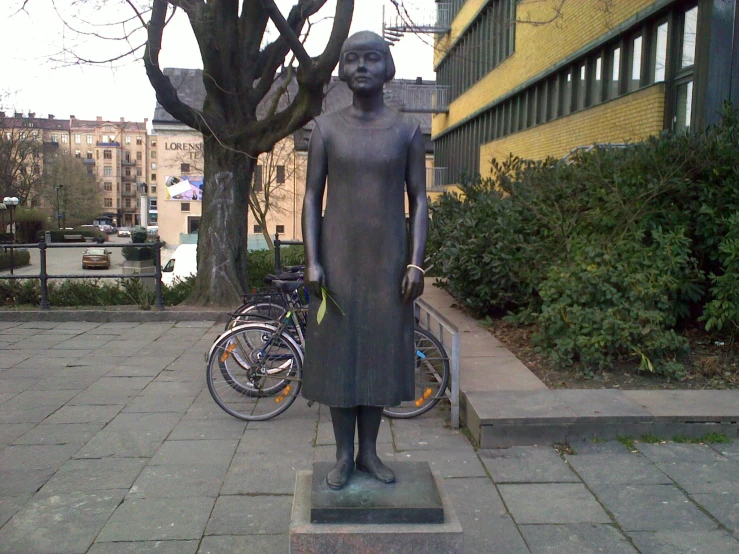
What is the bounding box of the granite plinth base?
[290,466,463,554]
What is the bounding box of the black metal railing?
[0,241,164,310]
[273,235,304,272]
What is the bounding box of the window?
[136,151,142,160]
[104,182,112,192]
[181,202,190,212]
[675,81,693,131]
[276,165,285,184]
[276,225,285,234]
[61,135,68,144]
[87,134,93,144]
[104,166,112,176]
[75,150,81,158]
[125,135,131,144]
[86,150,93,159]
[151,139,157,147]
[151,173,156,181]
[103,150,112,160]
[125,199,131,208]
[253,224,262,233]
[75,134,81,144]
[136,168,142,176]
[150,199,158,209]
[150,151,156,159]
[629,35,643,92]
[116,198,120,208]
[181,163,190,173]
[562,70,572,116]
[125,168,131,176]
[104,198,113,208]
[136,136,143,145]
[125,184,131,193]
[253,165,263,192]
[593,56,603,104]
[609,46,621,99]
[32,131,39,141]
[151,186,157,194]
[51,134,58,143]
[681,6,698,68]
[151,163,157,170]
[576,63,586,110]
[654,22,668,82]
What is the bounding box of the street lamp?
[55,185,63,230]
[2,196,19,275]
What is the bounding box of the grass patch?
[701,432,731,444]
[639,434,663,444]
[617,436,637,452]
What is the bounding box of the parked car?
[161,244,197,286]
[82,248,111,269]
[117,228,131,237]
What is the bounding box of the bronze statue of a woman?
[301,31,429,490]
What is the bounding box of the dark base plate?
[310,461,444,524]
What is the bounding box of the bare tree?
[0,115,44,206]
[42,151,102,228]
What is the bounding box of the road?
[0,235,175,279]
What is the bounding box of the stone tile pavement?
[0,321,738,553]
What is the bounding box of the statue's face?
[342,45,387,95]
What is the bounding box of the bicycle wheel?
[383,326,450,419]
[226,301,287,330]
[207,323,303,421]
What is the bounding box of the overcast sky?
[0,1,435,124]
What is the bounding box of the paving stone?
[498,483,610,525]
[0,390,78,423]
[36,368,111,391]
[197,534,289,554]
[480,446,579,483]
[13,422,104,445]
[567,422,655,443]
[656,461,739,494]
[0,442,80,470]
[0,422,35,447]
[0,351,33,369]
[236,428,317,454]
[652,422,738,440]
[520,524,638,554]
[69,376,154,405]
[75,413,182,459]
[479,422,570,448]
[0,379,35,394]
[38,458,147,495]
[637,442,726,464]
[122,394,194,414]
[555,390,654,422]
[87,540,199,554]
[314,420,392,446]
[392,427,470,451]
[566,452,672,485]
[0,468,56,496]
[168,415,247,441]
[398,448,487,478]
[711,441,739,461]
[0,495,30,527]
[0,489,125,554]
[42,404,123,424]
[140,380,204,397]
[444,477,529,553]
[591,484,716,531]
[628,530,739,554]
[692,493,739,538]
[148,439,237,467]
[221,453,312,495]
[105,365,166,377]
[623,390,739,422]
[205,494,293,535]
[465,390,578,424]
[128,464,228,498]
[97,497,215,542]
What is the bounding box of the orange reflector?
[220,343,237,363]
[423,388,432,399]
[275,385,292,403]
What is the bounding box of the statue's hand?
[401,266,424,304]
[304,264,325,299]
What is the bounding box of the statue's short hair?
[338,31,396,83]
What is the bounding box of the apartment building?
[152,69,435,247]
[395,0,739,183]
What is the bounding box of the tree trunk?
[186,138,255,307]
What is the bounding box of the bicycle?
[206,280,450,421]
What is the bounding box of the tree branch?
[258,0,313,69]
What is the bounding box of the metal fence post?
[154,241,164,310]
[274,234,282,272]
[39,240,50,310]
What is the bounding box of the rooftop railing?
[383,2,451,43]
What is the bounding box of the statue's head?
[339,31,396,94]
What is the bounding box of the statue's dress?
[301,107,419,407]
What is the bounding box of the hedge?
[0,249,31,270]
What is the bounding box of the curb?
[0,309,229,323]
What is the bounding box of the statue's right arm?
[302,124,328,297]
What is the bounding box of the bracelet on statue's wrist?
[407,264,425,275]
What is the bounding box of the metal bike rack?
[414,297,461,429]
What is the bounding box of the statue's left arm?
[402,125,429,303]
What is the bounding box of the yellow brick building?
[428,0,739,182]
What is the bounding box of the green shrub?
[700,212,739,334]
[13,207,47,243]
[162,274,196,305]
[0,249,31,270]
[122,226,154,262]
[246,246,305,290]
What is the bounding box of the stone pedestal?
[122,259,156,290]
[290,462,463,553]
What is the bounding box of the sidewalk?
[0,320,738,553]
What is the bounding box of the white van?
[161,244,197,287]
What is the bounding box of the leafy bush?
[700,212,739,334]
[13,207,47,243]
[122,226,154,262]
[246,246,305,290]
[0,249,31,270]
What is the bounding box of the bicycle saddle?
[271,279,304,293]
[263,272,303,285]
[282,265,306,273]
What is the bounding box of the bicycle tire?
[207,323,303,421]
[383,326,450,419]
[226,300,287,330]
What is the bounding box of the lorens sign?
[164,142,203,159]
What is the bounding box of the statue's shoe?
[326,459,354,490]
[356,455,396,484]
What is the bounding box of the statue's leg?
[355,406,396,483]
[327,406,357,489]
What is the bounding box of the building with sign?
[152,69,436,248]
[402,0,739,184]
